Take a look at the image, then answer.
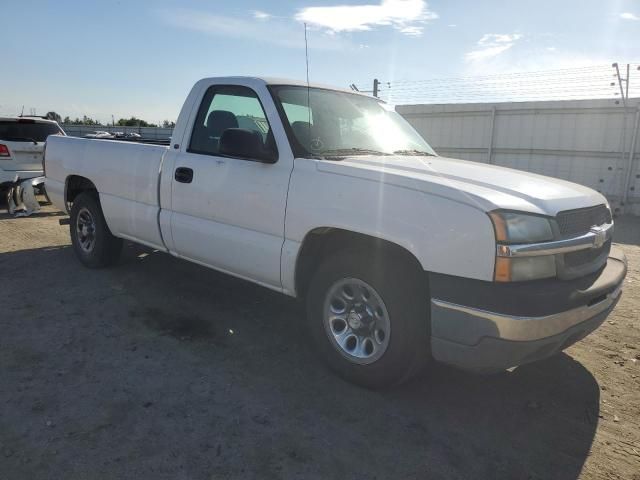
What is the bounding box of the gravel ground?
[0,200,638,480]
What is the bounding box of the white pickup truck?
[45,77,627,387]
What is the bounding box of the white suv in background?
[0,117,65,189]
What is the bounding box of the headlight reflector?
[489,211,554,243]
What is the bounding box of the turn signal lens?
[494,257,512,282]
[494,256,556,282]
[490,212,508,242]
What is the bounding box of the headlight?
[489,211,556,282]
[489,211,554,243]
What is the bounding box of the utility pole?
[373,78,380,98]
[622,106,640,207]
[625,63,630,100]
[613,63,630,173]
[613,63,629,107]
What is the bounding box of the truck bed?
[45,135,169,249]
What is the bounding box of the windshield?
[0,121,63,142]
[271,86,436,158]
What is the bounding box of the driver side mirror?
[219,128,277,164]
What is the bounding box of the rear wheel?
[307,248,430,388]
[70,192,122,268]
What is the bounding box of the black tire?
[70,192,122,268]
[38,184,51,204]
[306,248,430,389]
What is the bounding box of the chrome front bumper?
[429,247,627,373]
[432,284,621,343]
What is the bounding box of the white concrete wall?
[397,98,640,216]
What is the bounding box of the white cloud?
[447,24,457,27]
[399,25,424,36]
[295,0,438,37]
[463,45,609,78]
[465,33,522,61]
[158,8,348,51]
[252,10,272,20]
[462,32,609,78]
[620,12,639,20]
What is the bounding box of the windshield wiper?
[319,148,391,157]
[1,136,38,145]
[393,149,436,156]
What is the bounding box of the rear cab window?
[0,121,63,143]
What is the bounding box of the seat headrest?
[219,128,264,158]
[291,121,312,145]
[206,110,239,137]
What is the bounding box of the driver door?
[169,84,293,290]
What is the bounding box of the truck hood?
[315,155,607,216]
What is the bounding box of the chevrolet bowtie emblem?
[590,226,607,249]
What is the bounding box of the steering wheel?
[309,137,324,152]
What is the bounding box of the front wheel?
[70,192,122,268]
[306,249,430,388]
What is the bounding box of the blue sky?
[1,0,638,123]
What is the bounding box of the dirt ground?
[0,200,638,480]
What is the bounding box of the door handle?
[174,167,193,184]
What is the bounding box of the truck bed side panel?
[45,135,167,249]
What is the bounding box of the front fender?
[282,161,496,294]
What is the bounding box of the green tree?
[64,116,102,126]
[45,111,62,122]
[82,115,102,126]
[116,116,157,127]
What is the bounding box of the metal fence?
[61,124,173,141]
[396,98,640,216]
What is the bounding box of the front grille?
[564,240,611,268]
[556,204,612,279]
[556,204,611,238]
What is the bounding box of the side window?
[188,85,277,161]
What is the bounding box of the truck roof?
[198,76,373,98]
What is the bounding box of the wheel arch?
[64,175,98,212]
[293,227,425,299]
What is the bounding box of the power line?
[354,64,640,104]
[355,64,638,86]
